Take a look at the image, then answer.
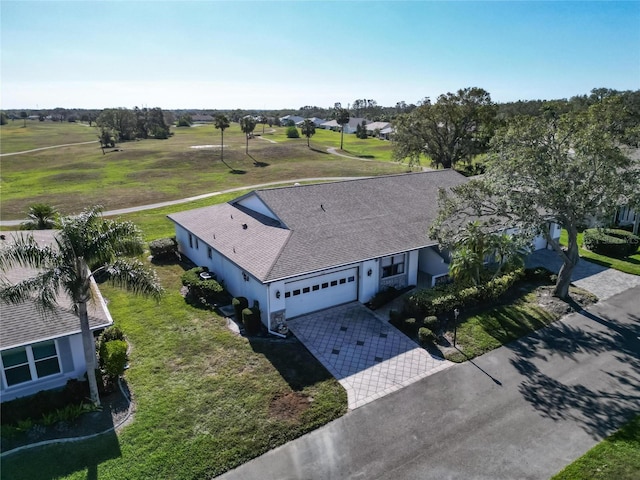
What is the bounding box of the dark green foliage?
[524,267,554,282]
[418,327,437,346]
[149,237,178,259]
[583,228,639,258]
[241,307,262,335]
[1,379,89,426]
[406,269,524,317]
[423,316,439,330]
[181,267,226,305]
[286,126,300,138]
[176,114,193,127]
[232,296,249,320]
[368,287,399,309]
[101,340,128,379]
[401,318,418,335]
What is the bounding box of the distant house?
[279,115,304,126]
[296,117,326,128]
[613,205,639,234]
[191,114,214,123]
[378,126,394,140]
[319,117,369,134]
[0,231,113,402]
[168,170,559,336]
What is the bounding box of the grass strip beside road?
[552,415,640,480]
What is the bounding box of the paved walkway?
[526,248,640,300]
[0,140,98,157]
[219,286,640,480]
[287,303,452,410]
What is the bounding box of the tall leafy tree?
[214,114,232,169]
[239,116,257,155]
[300,119,316,147]
[20,203,59,230]
[0,206,163,406]
[430,99,639,299]
[393,87,497,169]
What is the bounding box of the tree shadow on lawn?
[508,309,640,439]
[309,147,329,154]
[247,153,269,168]
[248,338,334,392]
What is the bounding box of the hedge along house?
[168,171,559,337]
[0,231,113,402]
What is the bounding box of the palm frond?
[0,269,61,312]
[0,233,59,271]
[105,259,164,301]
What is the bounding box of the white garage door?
[285,267,358,318]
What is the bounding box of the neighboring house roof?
[365,122,391,132]
[280,115,304,124]
[168,170,469,283]
[320,119,340,128]
[0,230,113,351]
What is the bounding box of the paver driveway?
[287,302,452,409]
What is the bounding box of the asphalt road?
[218,286,640,480]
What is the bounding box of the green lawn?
[552,415,640,480]
[560,230,640,276]
[0,122,405,220]
[1,261,347,480]
[443,290,562,362]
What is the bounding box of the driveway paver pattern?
[287,302,452,409]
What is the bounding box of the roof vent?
[321,204,326,211]
[242,223,248,229]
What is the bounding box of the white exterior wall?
[407,250,419,286]
[418,247,449,276]
[1,334,86,403]
[236,195,278,220]
[359,259,379,303]
[175,225,269,325]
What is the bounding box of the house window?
[195,237,199,249]
[207,247,212,259]
[1,340,61,387]
[339,278,346,284]
[188,234,193,248]
[312,285,320,291]
[381,254,405,278]
[330,280,338,287]
[285,291,291,298]
[303,287,310,294]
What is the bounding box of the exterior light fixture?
[367,269,372,277]
[275,290,281,299]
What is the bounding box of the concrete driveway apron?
[287,302,453,409]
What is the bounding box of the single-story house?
[0,231,113,402]
[168,171,560,336]
[279,115,305,126]
[319,117,369,134]
[295,117,326,128]
[379,126,394,140]
[614,205,639,235]
[365,122,392,137]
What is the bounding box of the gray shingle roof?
[169,170,469,282]
[0,231,113,350]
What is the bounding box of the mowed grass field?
[0,121,405,220]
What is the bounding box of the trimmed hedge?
[149,237,178,259]
[583,228,639,258]
[368,287,400,310]
[406,268,524,318]
[181,267,226,304]
[418,327,437,346]
[241,307,262,336]
[232,297,249,320]
[101,340,128,380]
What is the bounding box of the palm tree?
[487,233,527,278]
[449,247,481,286]
[0,206,163,406]
[21,203,59,230]
[213,114,232,170]
[335,108,350,150]
[240,116,257,155]
[301,119,316,148]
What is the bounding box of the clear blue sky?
[1,0,639,110]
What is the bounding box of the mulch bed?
[1,383,132,454]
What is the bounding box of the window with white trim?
[1,340,61,387]
[381,254,405,278]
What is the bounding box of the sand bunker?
[190,145,227,149]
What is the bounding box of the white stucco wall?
[418,246,449,276]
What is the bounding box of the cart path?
[0,140,98,157]
[0,177,367,226]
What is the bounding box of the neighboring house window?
[207,247,212,259]
[188,234,193,248]
[381,254,405,278]
[1,340,61,387]
[195,237,199,249]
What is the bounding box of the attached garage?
[284,267,358,318]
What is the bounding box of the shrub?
[399,318,419,336]
[101,340,128,380]
[149,237,178,259]
[286,126,300,138]
[241,307,261,335]
[181,267,226,304]
[583,228,639,258]
[423,316,439,331]
[418,327,436,346]
[368,287,399,310]
[232,297,249,320]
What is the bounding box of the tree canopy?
[393,87,497,169]
[300,119,316,147]
[430,98,639,299]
